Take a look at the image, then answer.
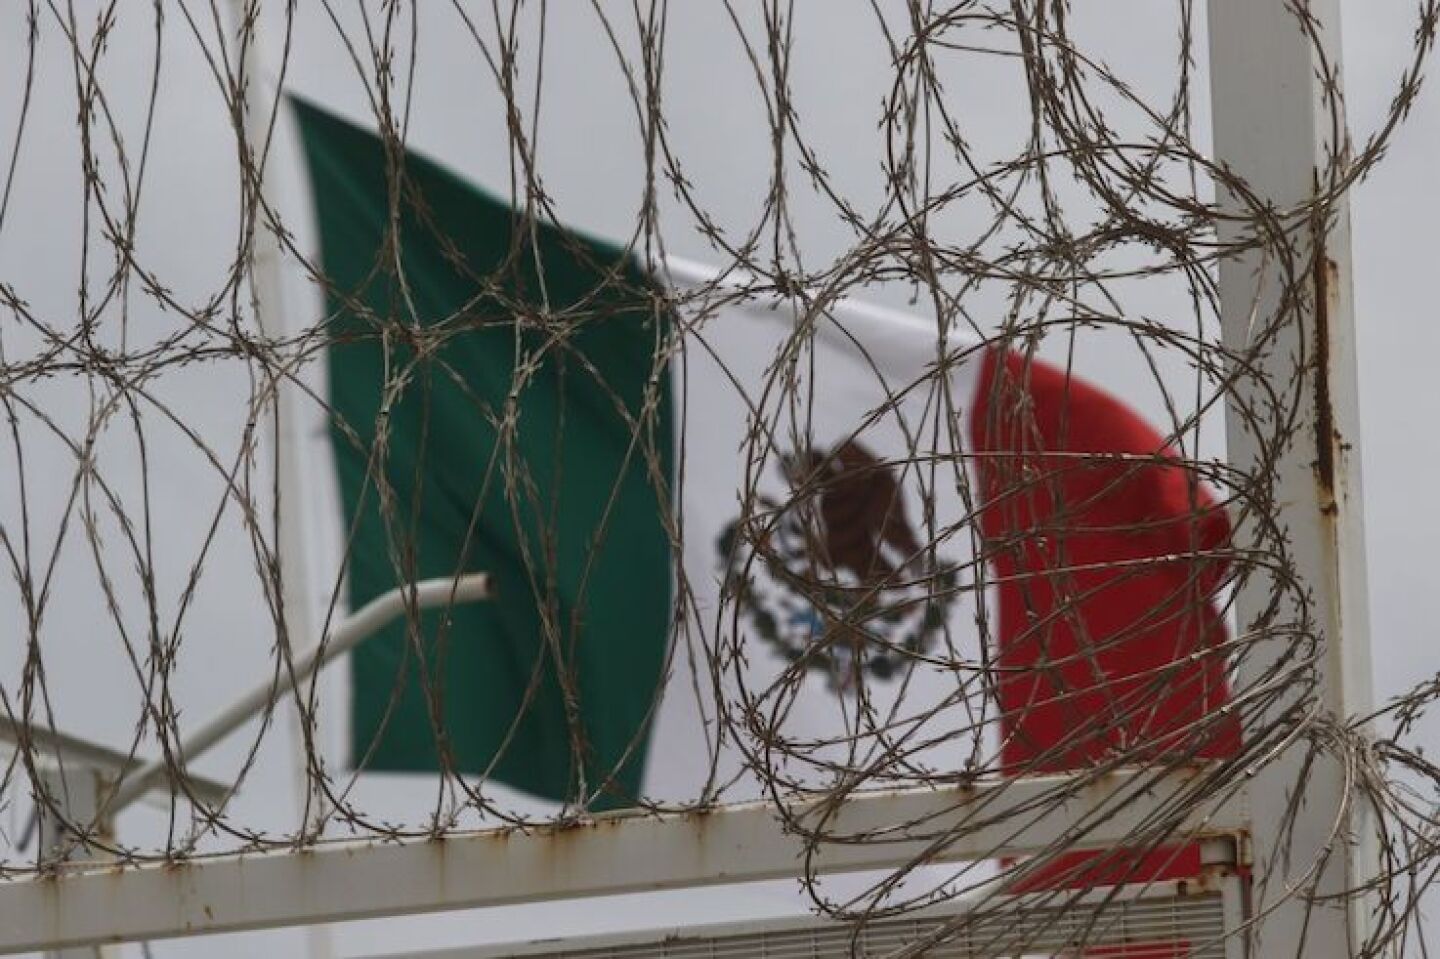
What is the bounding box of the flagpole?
[227,3,331,957]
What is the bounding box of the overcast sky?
[0,3,1436,957]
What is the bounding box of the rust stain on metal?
[1312,242,1339,511]
[1176,865,1230,896]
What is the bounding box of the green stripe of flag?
[292,98,673,807]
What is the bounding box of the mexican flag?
[292,100,1238,831]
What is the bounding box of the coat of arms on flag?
[717,438,958,690]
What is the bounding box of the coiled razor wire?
[0,2,1437,956]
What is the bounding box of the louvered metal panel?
[386,878,1243,959]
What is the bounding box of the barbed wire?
[0,1,1437,955]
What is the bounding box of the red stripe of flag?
[970,346,1241,949]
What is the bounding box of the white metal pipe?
[108,573,491,812]
[0,722,230,809]
[0,767,1247,955]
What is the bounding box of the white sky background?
[0,2,1437,956]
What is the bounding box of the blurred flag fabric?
[292,98,1238,849]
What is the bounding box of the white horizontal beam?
[0,766,1246,954]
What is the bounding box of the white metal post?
[1208,2,1375,956]
[36,764,114,959]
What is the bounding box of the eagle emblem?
[718,438,958,690]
